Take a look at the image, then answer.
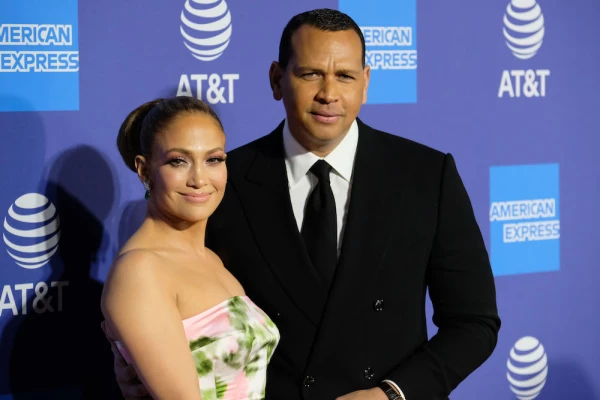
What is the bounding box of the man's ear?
[362,65,371,104]
[269,61,284,101]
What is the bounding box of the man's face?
[271,25,370,152]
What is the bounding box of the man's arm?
[101,321,151,399]
[383,153,501,399]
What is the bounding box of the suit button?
[373,299,384,312]
[364,367,375,380]
[303,376,315,387]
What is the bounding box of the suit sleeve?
[384,153,501,399]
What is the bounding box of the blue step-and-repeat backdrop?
[1,0,599,398]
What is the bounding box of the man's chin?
[308,119,350,137]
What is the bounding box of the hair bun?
[116,99,162,172]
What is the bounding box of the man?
[107,8,500,400]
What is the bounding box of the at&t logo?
[503,0,544,59]
[498,0,550,98]
[3,193,60,269]
[177,0,239,104]
[180,0,231,61]
[507,336,548,399]
[1,193,68,317]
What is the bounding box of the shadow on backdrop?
[117,198,146,250]
[4,146,122,399]
[0,98,46,195]
[0,96,47,397]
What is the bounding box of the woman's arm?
[101,250,202,400]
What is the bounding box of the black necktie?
[301,160,337,290]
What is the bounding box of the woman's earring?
[143,181,151,200]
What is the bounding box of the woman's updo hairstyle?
[117,96,224,172]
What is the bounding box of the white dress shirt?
[282,119,358,255]
[282,119,408,400]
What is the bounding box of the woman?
[101,97,279,399]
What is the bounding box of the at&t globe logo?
[498,0,550,98]
[507,336,548,399]
[3,193,60,269]
[176,0,239,104]
[180,0,232,62]
[503,0,545,60]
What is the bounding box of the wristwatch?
[378,381,405,400]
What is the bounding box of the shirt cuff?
[382,379,407,400]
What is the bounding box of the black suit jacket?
[206,119,500,400]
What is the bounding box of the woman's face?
[139,112,227,225]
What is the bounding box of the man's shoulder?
[225,124,283,174]
[227,133,273,159]
[224,135,267,178]
[362,121,446,163]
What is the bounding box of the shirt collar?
[283,119,359,188]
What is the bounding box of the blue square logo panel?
[0,0,79,112]
[339,0,417,104]
[489,163,560,276]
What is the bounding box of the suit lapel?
[325,119,412,313]
[233,123,327,326]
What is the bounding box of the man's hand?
[336,387,388,400]
[101,320,151,399]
